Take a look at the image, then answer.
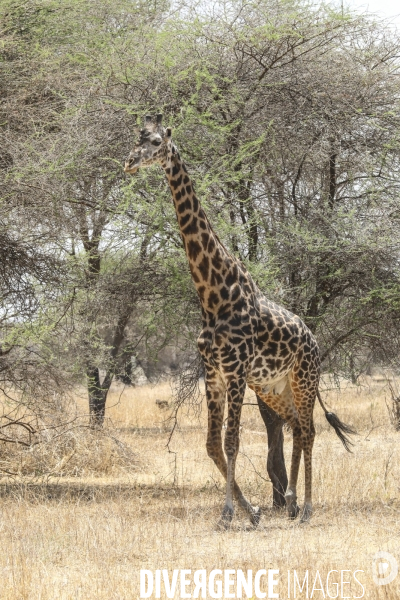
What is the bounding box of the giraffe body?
[124,115,351,526]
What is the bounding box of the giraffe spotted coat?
[125,115,325,526]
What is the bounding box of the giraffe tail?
[316,389,357,453]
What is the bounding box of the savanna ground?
[1,376,400,599]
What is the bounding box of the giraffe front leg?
[220,378,261,528]
[205,371,227,475]
[204,371,234,529]
[205,372,260,528]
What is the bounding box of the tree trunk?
[256,395,288,509]
[87,366,107,427]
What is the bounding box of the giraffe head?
[124,114,172,175]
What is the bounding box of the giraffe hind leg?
[299,424,315,523]
[265,412,287,509]
[285,424,302,519]
[289,372,317,523]
[253,383,301,519]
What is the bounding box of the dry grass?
[0,376,400,598]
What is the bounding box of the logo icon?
[372,551,398,586]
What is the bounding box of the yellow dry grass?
[0,377,400,599]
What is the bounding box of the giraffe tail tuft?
[324,412,357,452]
[317,390,357,453]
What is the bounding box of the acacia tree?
[1,0,400,444]
[0,0,177,425]
[109,0,400,380]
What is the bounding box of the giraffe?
[124,114,356,526]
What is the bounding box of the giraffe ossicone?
[124,115,356,527]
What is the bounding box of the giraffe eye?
[151,139,162,146]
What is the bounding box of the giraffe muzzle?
[124,160,140,174]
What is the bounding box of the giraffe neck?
[161,145,243,314]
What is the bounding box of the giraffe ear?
[165,127,172,138]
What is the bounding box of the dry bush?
[0,388,142,479]
[0,426,141,478]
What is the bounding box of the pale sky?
[344,0,400,27]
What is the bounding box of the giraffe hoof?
[217,506,234,530]
[285,490,300,519]
[287,503,300,520]
[285,489,300,519]
[300,504,312,523]
[249,506,261,528]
